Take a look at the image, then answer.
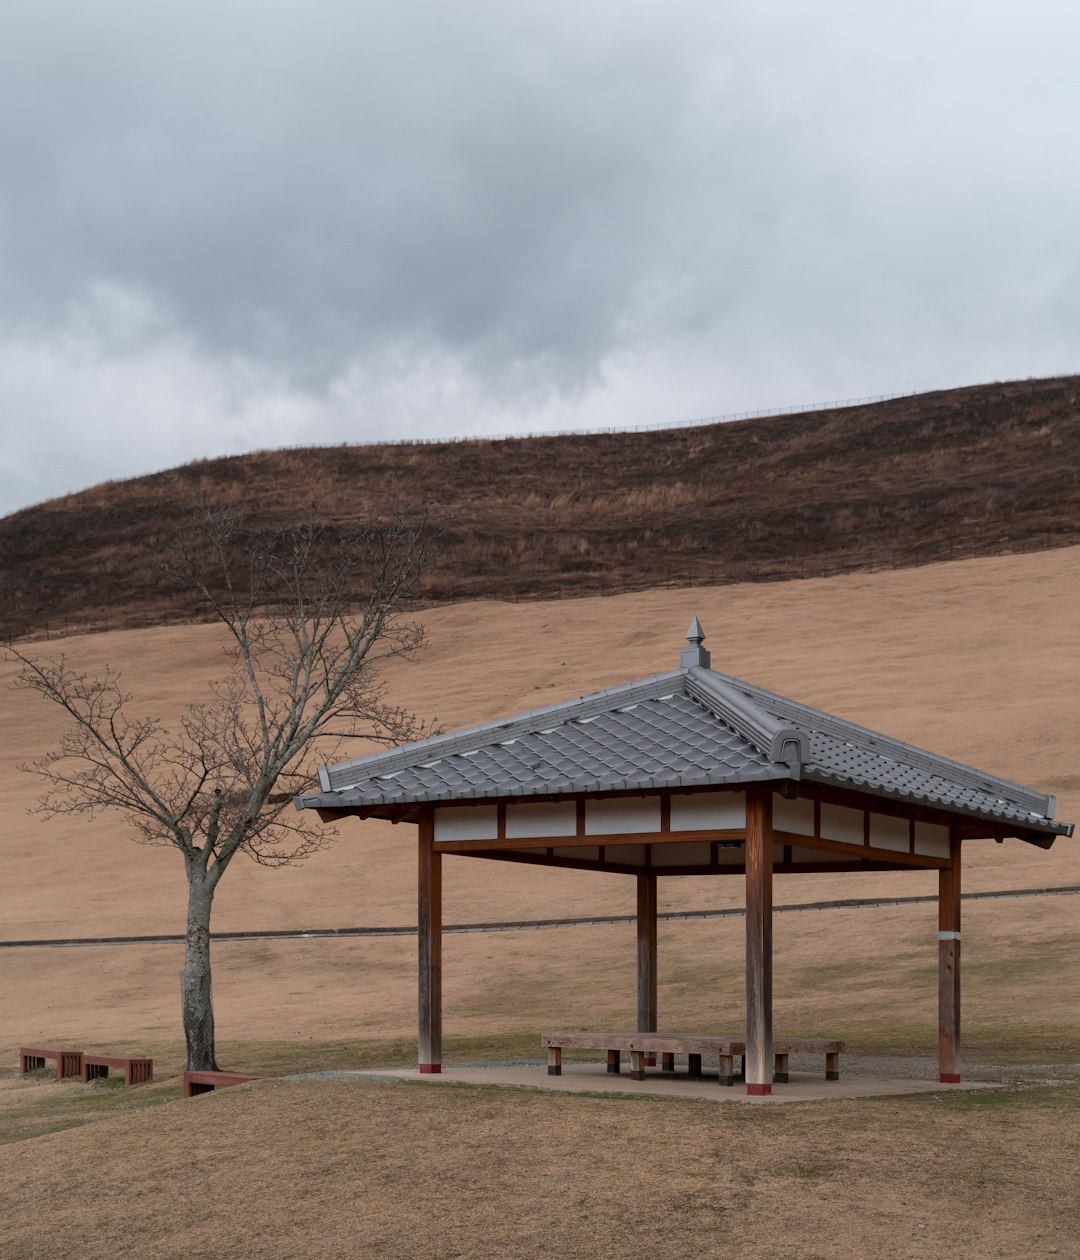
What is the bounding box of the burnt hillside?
[3,374,1078,639]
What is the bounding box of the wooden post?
[938,830,961,1083]
[418,808,442,1073]
[744,787,774,1095]
[637,873,658,1063]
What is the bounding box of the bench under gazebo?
[295,619,1072,1095]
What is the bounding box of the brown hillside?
[2,553,1079,1108]
[3,374,1079,639]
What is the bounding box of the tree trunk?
[183,866,220,1071]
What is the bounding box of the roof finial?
[680,617,711,669]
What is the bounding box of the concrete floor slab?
[362,1061,1001,1103]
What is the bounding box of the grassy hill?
[3,373,1079,639]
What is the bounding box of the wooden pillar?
[418,808,442,1073]
[938,830,961,1083]
[637,873,658,1050]
[744,787,774,1095]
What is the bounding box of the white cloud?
[1,0,1079,513]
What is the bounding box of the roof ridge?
[685,668,805,771]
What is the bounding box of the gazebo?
[294,620,1073,1094]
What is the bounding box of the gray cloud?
[2,0,1079,514]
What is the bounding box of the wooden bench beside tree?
[541,1032,844,1087]
[20,1046,84,1080]
[81,1054,154,1087]
[183,1070,260,1098]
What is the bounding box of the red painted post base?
[939,1073,961,1083]
[419,1064,442,1074]
[746,1083,772,1096]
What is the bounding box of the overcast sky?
[2,0,1077,516]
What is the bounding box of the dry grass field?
[2,548,1079,1257]
[1,1077,1078,1260]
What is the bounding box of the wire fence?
[256,389,920,456]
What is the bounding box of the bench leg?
[84,1063,109,1084]
[718,1054,734,1087]
[687,1053,702,1080]
[59,1053,83,1080]
[606,1049,620,1074]
[774,1053,789,1084]
[547,1046,562,1076]
[630,1050,645,1081]
[661,1052,675,1073]
[21,1054,45,1074]
[826,1052,840,1081]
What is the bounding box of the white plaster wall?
[820,803,865,845]
[505,801,577,839]
[670,792,746,831]
[585,796,661,835]
[434,804,498,841]
[915,821,951,858]
[869,812,911,852]
[772,795,815,837]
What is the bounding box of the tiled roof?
[727,674,1066,834]
[296,653,1071,841]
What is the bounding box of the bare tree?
[8,508,437,1071]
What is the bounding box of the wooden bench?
[542,1032,745,1085]
[20,1046,84,1080]
[183,1070,260,1098]
[81,1054,154,1087]
[541,1032,844,1086]
[770,1038,844,1083]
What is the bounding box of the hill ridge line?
[6,373,1078,640]
[264,388,920,452]
[4,883,1077,949]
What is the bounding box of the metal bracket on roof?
[686,669,806,774]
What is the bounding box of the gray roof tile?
[296,664,1071,839]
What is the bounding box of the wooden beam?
[452,848,917,877]
[637,873,658,1039]
[744,786,774,1095]
[771,829,949,869]
[938,829,962,1083]
[438,826,947,866]
[418,808,442,1073]
[433,828,745,853]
